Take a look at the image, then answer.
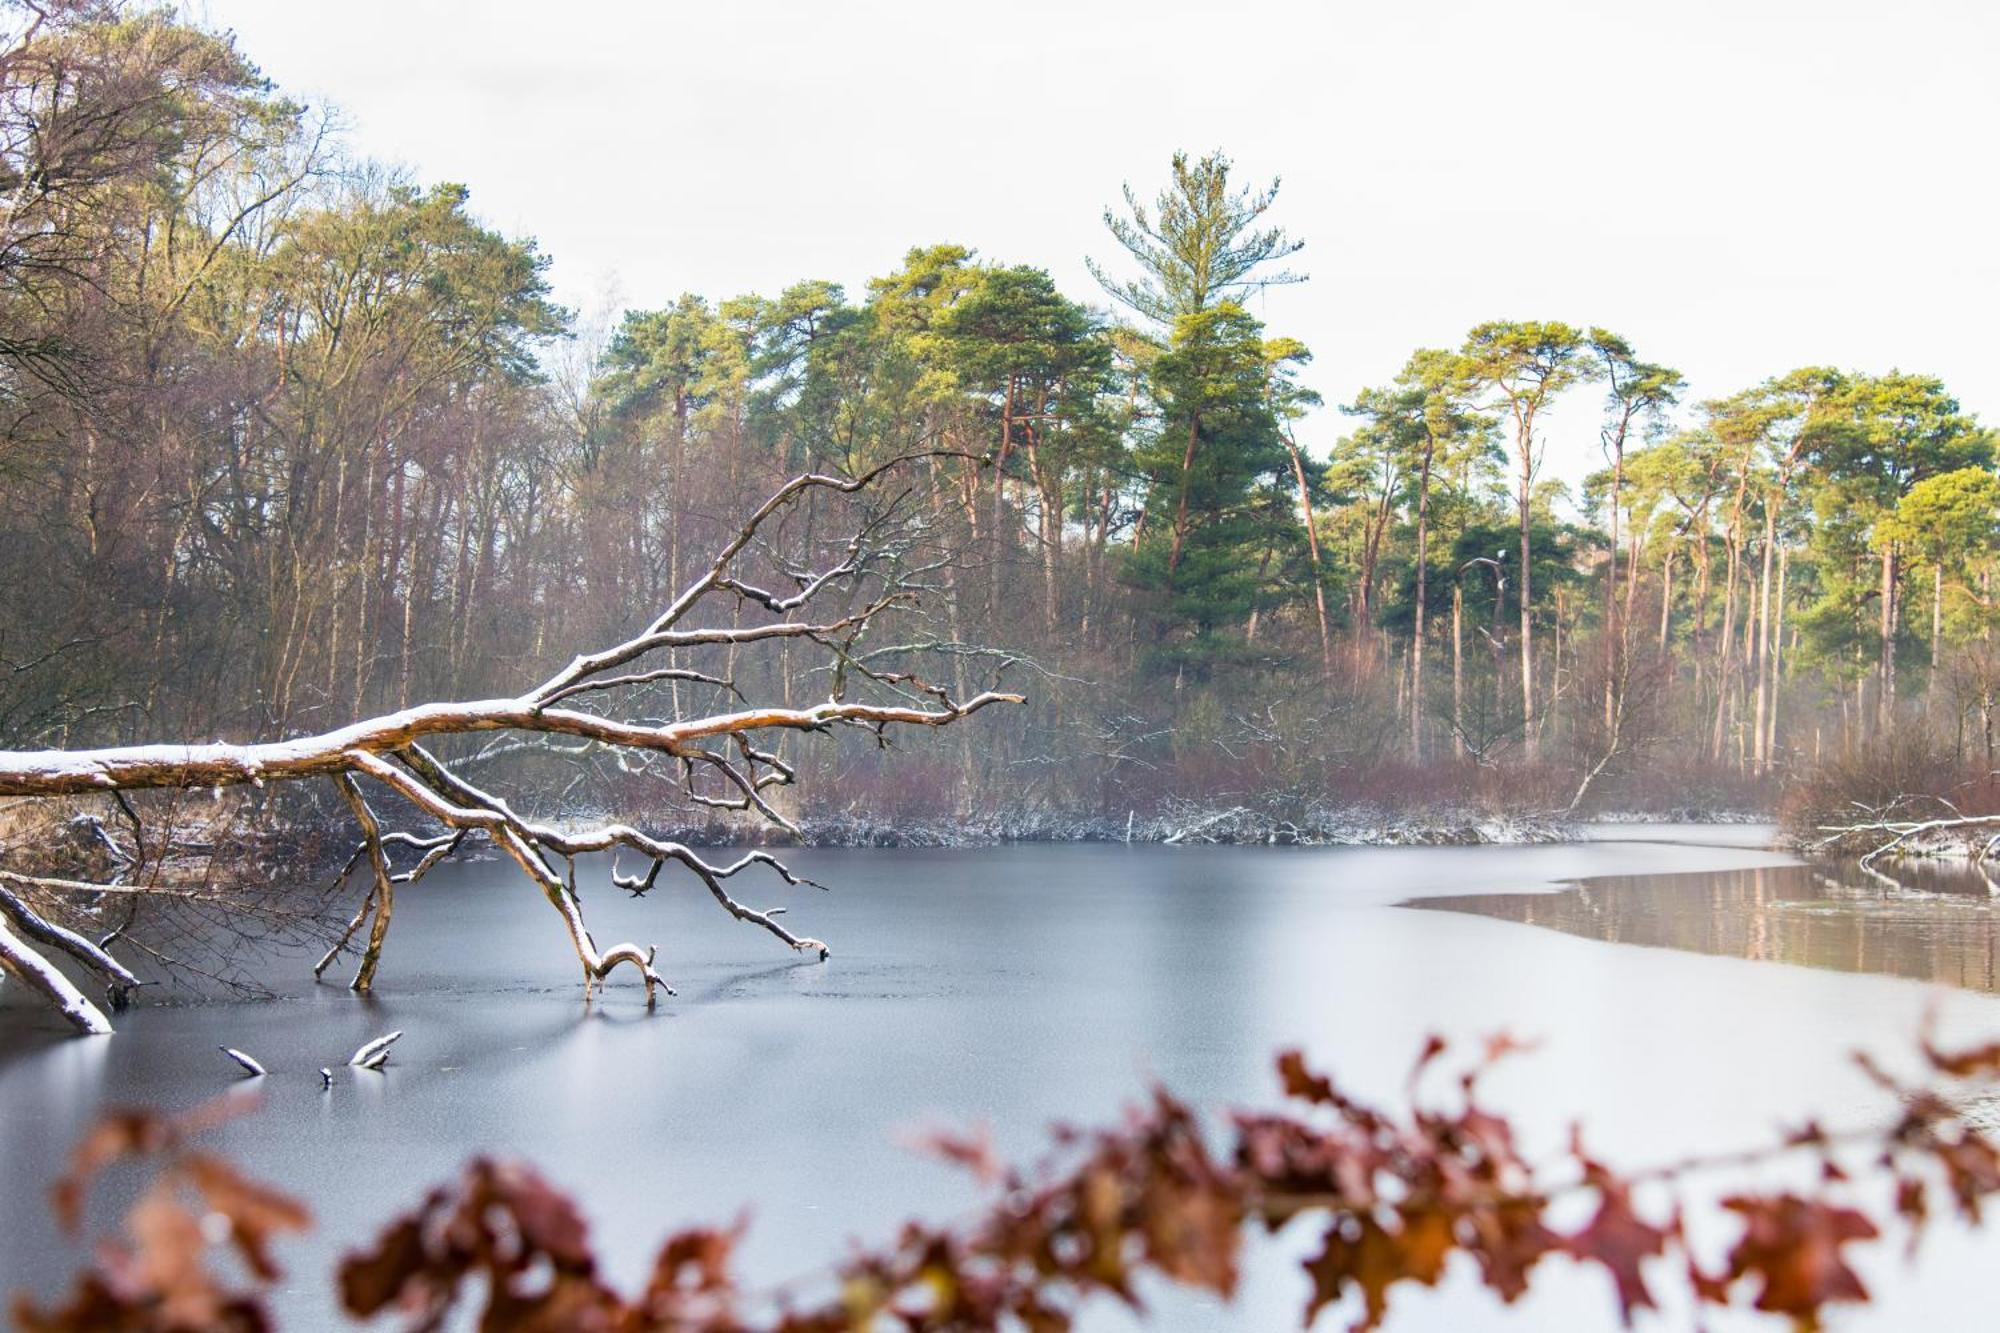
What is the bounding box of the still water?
[1422,854,2000,996]
[3,830,1999,1330]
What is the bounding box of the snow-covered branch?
[0,457,1021,1033]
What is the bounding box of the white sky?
[198,0,2000,497]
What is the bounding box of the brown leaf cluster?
[19,1033,2000,1332]
[13,1098,309,1333]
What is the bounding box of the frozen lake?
[3,828,1998,1329]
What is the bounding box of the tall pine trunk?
[1517,435,1536,758]
[1411,445,1433,759]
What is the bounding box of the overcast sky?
[199,0,2000,494]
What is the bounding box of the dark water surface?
[4,831,1999,1330]
[1421,856,2000,996]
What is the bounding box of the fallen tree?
[0,458,1021,1034]
[1808,798,2000,893]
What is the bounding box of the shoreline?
[531,803,1776,850]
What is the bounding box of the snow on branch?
[0,456,1022,1032]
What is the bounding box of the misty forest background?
[4,4,1998,840]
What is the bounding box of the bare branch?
[0,462,1019,1031]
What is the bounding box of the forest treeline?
[4,2,1996,827]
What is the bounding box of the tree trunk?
[1452,582,1465,759]
[1604,438,1623,732]
[1753,513,1775,774]
[1984,688,1994,773]
[1880,546,1899,732]
[1659,550,1674,649]
[1024,427,1058,635]
[1167,411,1200,583]
[1517,430,1536,758]
[1412,445,1433,760]
[1766,545,1788,769]
[0,918,113,1035]
[1283,431,1333,676]
[1931,562,1944,673]
[1712,489,1746,764]
[988,375,1016,613]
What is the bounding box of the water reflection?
[1418,860,2000,995]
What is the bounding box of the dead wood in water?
[0,458,1021,1032]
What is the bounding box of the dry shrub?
[1779,723,2000,847]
